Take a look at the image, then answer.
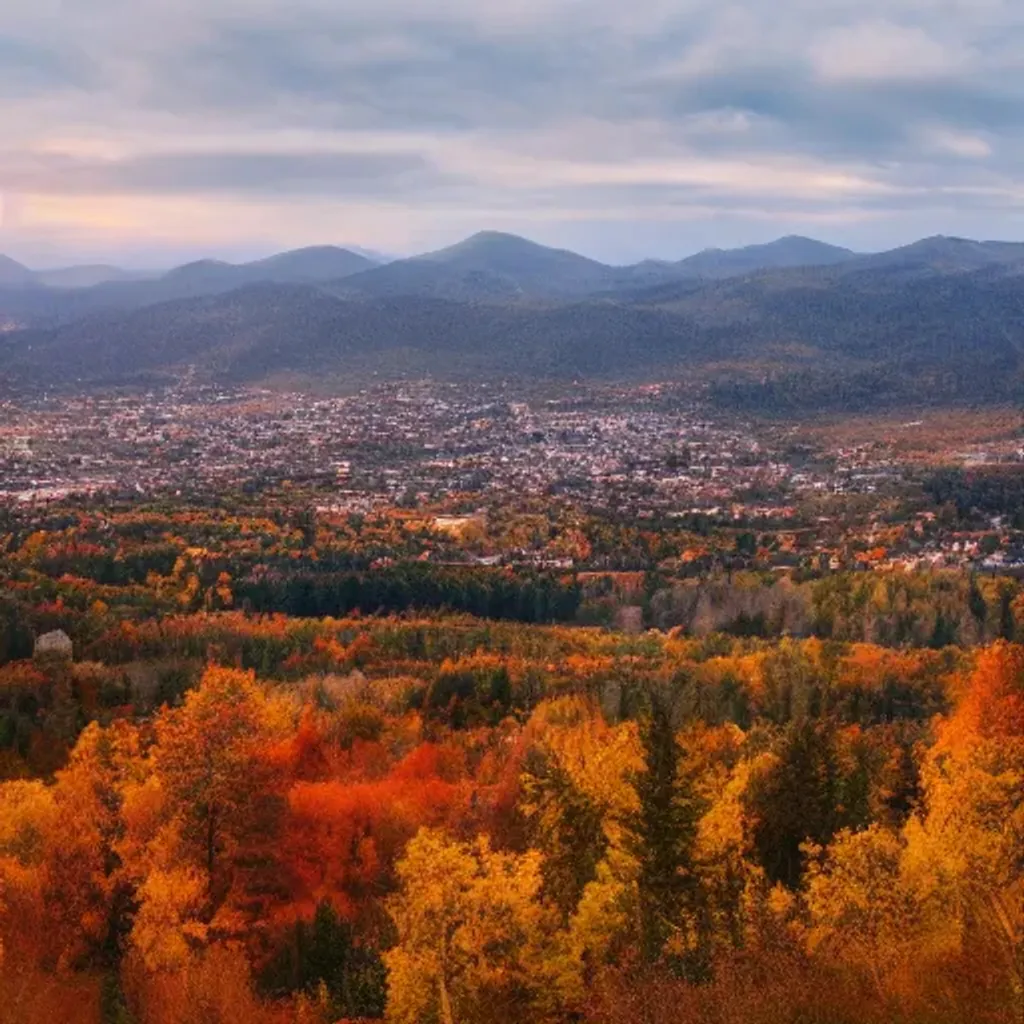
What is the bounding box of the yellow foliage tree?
[151,666,287,883]
[385,828,578,1024]
[131,867,209,972]
[523,699,646,973]
[805,825,920,998]
[696,752,776,951]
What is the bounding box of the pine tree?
[520,748,607,921]
[749,718,840,888]
[627,694,707,974]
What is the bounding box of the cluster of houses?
[0,381,916,514]
[2,382,1022,577]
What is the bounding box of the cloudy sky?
[3,0,1024,266]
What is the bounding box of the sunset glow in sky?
[4,0,1024,266]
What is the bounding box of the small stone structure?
[33,629,74,662]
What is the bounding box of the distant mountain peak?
[0,254,36,286]
[858,234,1024,271]
[164,259,233,278]
[256,244,366,262]
[463,230,541,245]
[674,235,856,278]
[426,231,557,258]
[333,230,615,301]
[424,231,604,263]
[906,235,972,248]
[247,246,377,276]
[464,230,523,243]
[154,249,375,291]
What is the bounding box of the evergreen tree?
[520,749,607,921]
[749,718,841,888]
[627,695,707,975]
[264,902,387,1019]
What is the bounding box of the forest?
[0,497,1021,1024]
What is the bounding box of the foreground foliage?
[0,598,1020,1023]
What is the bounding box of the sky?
[4,0,1024,267]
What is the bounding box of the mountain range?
[2,232,1024,413]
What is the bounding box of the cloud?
[0,148,452,197]
[3,0,1024,262]
[810,21,969,82]
[0,33,95,95]
[920,127,993,159]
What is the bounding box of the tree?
[130,867,209,972]
[747,719,840,888]
[50,720,145,966]
[385,828,577,1024]
[124,666,289,965]
[520,747,607,921]
[523,699,645,976]
[696,753,774,953]
[902,643,1024,1012]
[625,696,707,974]
[151,666,285,889]
[0,780,58,966]
[804,825,919,999]
[263,901,386,1020]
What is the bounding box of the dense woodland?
[0,497,1021,1023]
[2,492,1024,648]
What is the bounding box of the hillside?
[8,232,1024,327]
[0,246,379,326]
[4,258,1024,410]
[1,285,709,385]
[4,232,1024,412]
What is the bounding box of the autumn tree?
[695,752,775,952]
[0,720,145,974]
[903,643,1024,1011]
[152,666,285,886]
[48,719,145,967]
[385,828,578,1024]
[0,780,59,966]
[519,699,646,976]
[804,825,920,999]
[125,666,290,969]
